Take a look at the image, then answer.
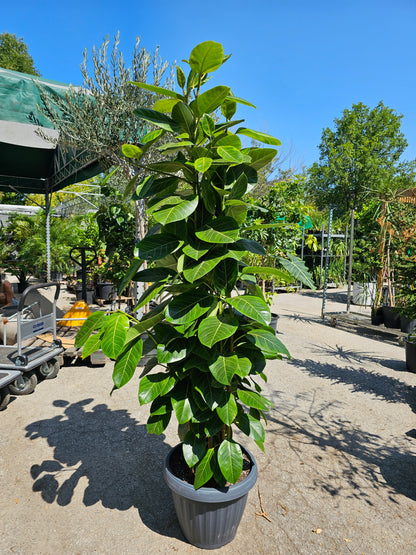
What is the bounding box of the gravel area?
[1,287,415,554]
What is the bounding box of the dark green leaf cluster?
[76,41,311,489]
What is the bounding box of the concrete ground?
[1,287,416,554]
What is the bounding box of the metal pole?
[343,224,348,284]
[319,224,325,288]
[346,209,355,313]
[81,248,87,303]
[45,192,51,282]
[321,209,333,318]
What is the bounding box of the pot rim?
[164,443,257,503]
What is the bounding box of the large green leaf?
[234,356,251,378]
[153,98,180,113]
[113,338,143,388]
[225,200,247,225]
[195,157,212,173]
[166,289,213,326]
[134,282,165,311]
[131,300,168,334]
[157,339,188,364]
[216,393,238,426]
[234,238,266,255]
[279,254,316,290]
[236,412,265,450]
[81,333,102,359]
[171,383,194,424]
[130,81,185,100]
[213,258,239,293]
[138,373,175,405]
[133,268,175,282]
[153,195,198,225]
[198,315,238,348]
[101,313,129,359]
[194,448,214,489]
[193,86,231,116]
[183,254,224,283]
[209,354,237,385]
[194,373,227,409]
[121,144,142,159]
[227,295,271,326]
[217,439,243,484]
[171,101,195,136]
[241,266,292,282]
[236,127,281,146]
[135,176,178,200]
[246,329,290,358]
[146,410,171,435]
[237,388,272,410]
[196,217,239,244]
[134,107,181,133]
[183,433,207,468]
[217,146,244,164]
[189,41,224,74]
[75,311,106,348]
[244,148,278,170]
[137,233,181,260]
[201,178,217,214]
[183,241,210,261]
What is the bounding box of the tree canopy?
[307,101,408,216]
[0,32,40,75]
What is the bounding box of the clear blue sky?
[3,0,416,170]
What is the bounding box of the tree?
[0,32,40,75]
[308,101,407,216]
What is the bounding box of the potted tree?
[75,41,315,549]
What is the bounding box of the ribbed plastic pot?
[164,443,257,549]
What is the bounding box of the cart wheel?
[9,371,38,395]
[38,358,60,380]
[0,386,10,410]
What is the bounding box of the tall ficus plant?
[76,41,315,489]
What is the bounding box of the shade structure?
[0,67,103,279]
[0,66,102,195]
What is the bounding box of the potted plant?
[75,40,315,549]
[405,331,416,373]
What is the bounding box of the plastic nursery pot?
[382,306,401,329]
[400,316,416,334]
[405,340,416,373]
[371,307,384,326]
[164,443,257,550]
[95,282,116,301]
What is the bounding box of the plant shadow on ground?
[289,356,416,411]
[25,399,184,542]
[266,392,416,503]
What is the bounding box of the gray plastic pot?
[164,443,257,549]
[405,340,416,373]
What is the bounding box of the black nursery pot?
[371,307,384,326]
[405,340,416,373]
[400,316,416,334]
[382,306,401,329]
[163,443,257,549]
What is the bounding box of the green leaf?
[81,333,102,359]
[216,393,238,426]
[225,200,247,225]
[134,107,181,133]
[244,148,278,170]
[195,157,212,173]
[236,127,281,145]
[217,146,244,164]
[235,238,266,255]
[183,241,210,261]
[183,254,224,283]
[229,173,248,200]
[166,289,214,326]
[113,338,143,388]
[171,102,195,136]
[101,313,130,359]
[215,134,242,149]
[194,448,214,489]
[134,281,165,310]
[75,311,106,348]
[122,144,142,159]
[131,300,168,334]
[157,339,188,364]
[189,41,224,74]
[217,439,243,484]
[176,66,186,88]
[227,295,271,326]
[153,195,198,225]
[196,217,239,244]
[137,233,181,261]
[183,433,207,468]
[237,389,272,410]
[198,315,238,348]
[153,98,180,112]
[201,178,217,214]
[236,412,265,449]
[221,98,237,120]
[213,258,239,293]
[241,266,292,282]
[147,410,171,434]
[141,128,164,144]
[246,329,290,358]
[138,373,175,405]
[200,114,216,136]
[193,86,231,116]
[279,254,317,290]
[209,354,237,385]
[130,81,185,100]
[158,141,193,153]
[171,383,194,424]
[226,95,256,108]
[234,356,251,378]
[135,176,178,200]
[194,374,227,409]
[133,268,175,282]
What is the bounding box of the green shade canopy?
[0,67,102,194]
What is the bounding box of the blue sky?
[3,0,416,170]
